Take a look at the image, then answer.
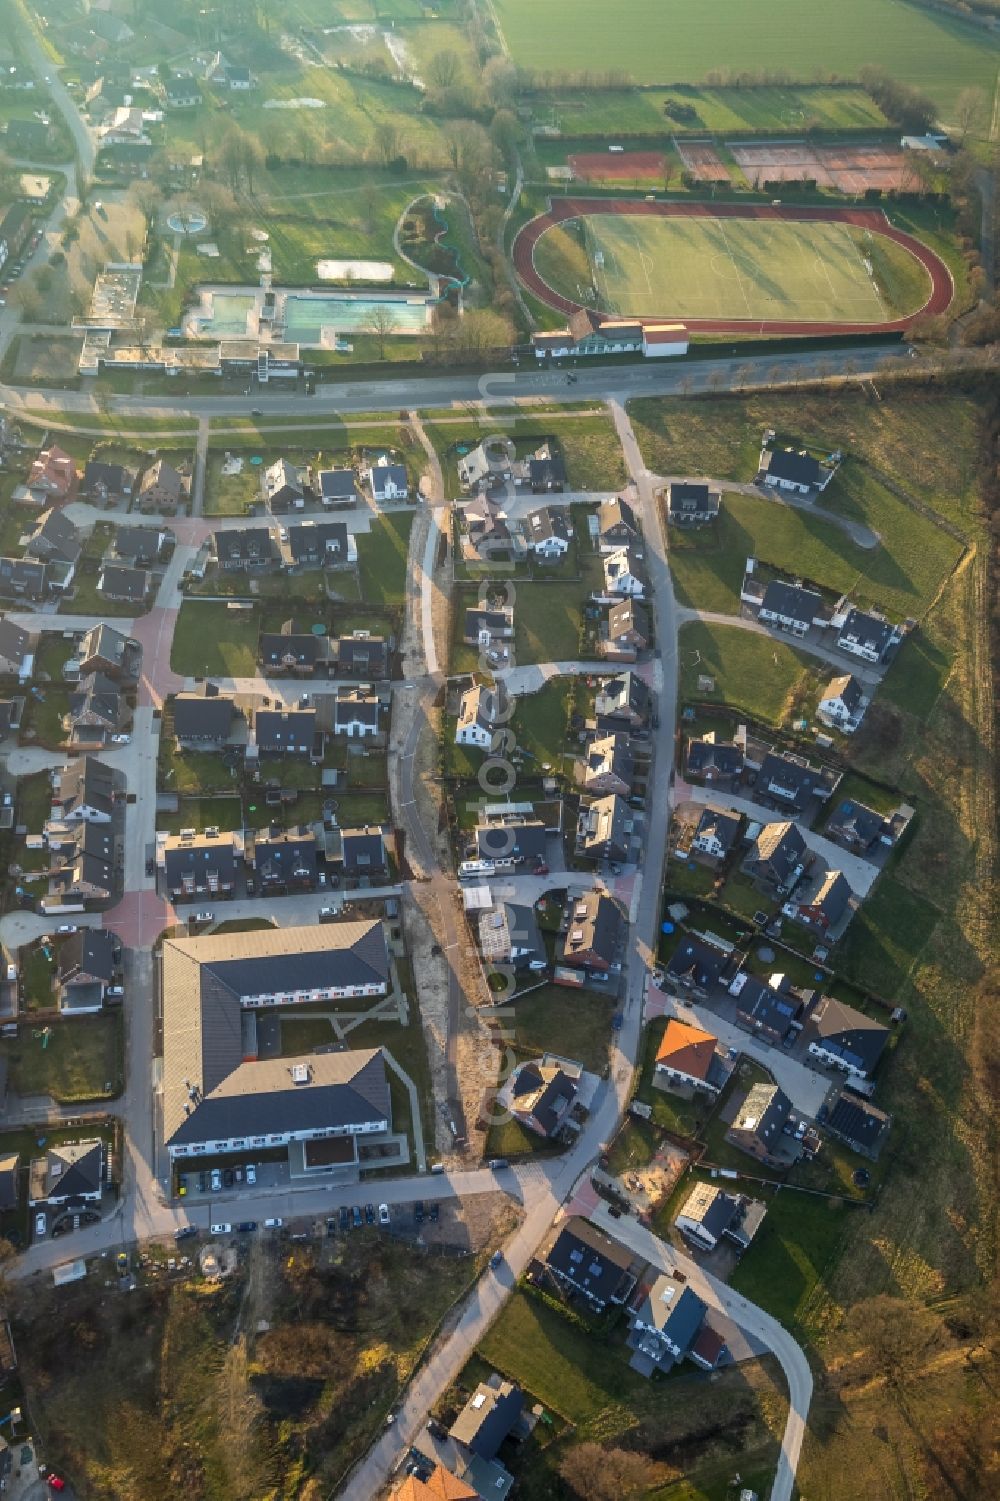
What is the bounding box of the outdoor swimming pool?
[282,292,432,340]
[205,292,257,336]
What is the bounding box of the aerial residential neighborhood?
[0,0,994,1496]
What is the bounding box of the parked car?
[264,1217,283,1229]
[245,1164,256,1185]
[47,1477,66,1492]
[414,1201,424,1225]
[34,1212,46,1238]
[236,1221,257,1233]
[210,1222,232,1235]
[339,1206,349,1231]
[429,1202,439,1223]
[174,1225,198,1241]
[378,1203,390,1226]
[351,1205,362,1228]
[110,733,131,745]
[364,1203,376,1225]
[56,923,78,934]
[193,910,215,924]
[223,1168,235,1189]
[490,1250,504,1269]
[210,1168,222,1192]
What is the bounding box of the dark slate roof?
[0,558,46,595]
[27,508,81,565]
[252,828,317,882]
[806,868,852,923]
[525,506,570,544]
[173,690,235,740]
[79,622,136,671]
[686,735,744,778]
[138,459,184,499]
[581,793,631,857]
[605,597,649,642]
[287,520,348,562]
[113,524,164,561]
[734,974,806,1037]
[510,1060,576,1128]
[826,799,886,848]
[99,563,149,601]
[369,463,408,495]
[824,673,864,712]
[527,452,566,486]
[264,457,302,502]
[168,1049,391,1151]
[694,804,742,853]
[335,693,380,730]
[586,733,634,786]
[804,995,888,1074]
[751,820,807,883]
[0,618,30,667]
[665,935,729,991]
[449,1381,523,1460]
[825,1090,891,1155]
[84,461,134,496]
[677,1183,740,1241]
[561,890,625,965]
[595,669,650,721]
[164,832,238,888]
[215,526,276,566]
[68,672,121,726]
[759,579,823,624]
[598,495,639,538]
[334,635,389,676]
[254,707,316,751]
[57,755,115,817]
[545,1217,636,1305]
[476,820,548,864]
[44,1139,104,1199]
[630,1274,707,1351]
[757,751,826,810]
[340,827,387,872]
[59,926,117,985]
[838,608,895,658]
[318,468,360,501]
[259,629,321,668]
[668,481,721,516]
[760,448,823,485]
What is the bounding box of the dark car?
[351,1205,363,1228]
[326,1217,338,1236]
[429,1202,440,1223]
[339,1205,349,1231]
[198,1172,208,1192]
[364,1202,376,1225]
[174,1225,198,1241]
[222,1168,235,1189]
[237,1221,258,1233]
[414,1201,424,1225]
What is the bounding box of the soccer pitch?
[575,215,929,324]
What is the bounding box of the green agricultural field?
[539,212,930,324]
[535,83,889,137]
[678,619,818,726]
[496,0,1000,127]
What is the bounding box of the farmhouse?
[666,481,721,526]
[803,995,889,1080]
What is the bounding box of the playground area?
[515,197,952,334]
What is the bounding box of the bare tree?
[427,49,461,91]
[372,122,401,169]
[364,303,399,359]
[954,85,987,142]
[558,1443,649,1501]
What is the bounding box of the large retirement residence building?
[161,922,392,1165]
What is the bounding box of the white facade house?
[603,547,645,597]
[818,673,867,733]
[455,683,504,749]
[836,607,903,664]
[367,460,409,503]
[641,322,689,357]
[524,507,570,559]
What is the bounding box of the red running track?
[512,197,954,336]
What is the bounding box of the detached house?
[731,971,808,1045]
[463,605,513,648]
[626,1272,719,1376]
[836,607,902,665]
[594,670,650,730]
[675,1182,766,1254]
[253,706,317,757]
[259,620,325,675]
[113,524,169,566]
[755,749,839,813]
[0,557,47,601]
[597,496,640,553]
[545,1216,639,1311]
[823,1090,891,1160]
[478,901,546,972]
[317,468,361,507]
[757,445,833,495]
[338,826,389,881]
[825,798,896,852]
[263,457,305,512]
[558,889,624,977]
[603,546,645,598]
[172,687,236,746]
[98,563,149,604]
[803,995,889,1080]
[818,672,867,733]
[666,481,721,526]
[455,682,506,750]
[745,820,808,893]
[685,731,744,786]
[333,633,389,680]
[0,618,33,681]
[654,1017,725,1097]
[600,597,649,661]
[507,1057,580,1135]
[54,756,116,823]
[29,1140,104,1209]
[64,672,124,741]
[577,793,632,864]
[83,460,133,505]
[215,525,277,572]
[782,866,852,935]
[24,445,77,503]
[334,689,381,739]
[687,804,741,863]
[725,1082,792,1167]
[524,506,570,558]
[663,935,730,999]
[24,509,81,574]
[525,446,566,493]
[476,818,548,869]
[366,459,408,503]
[756,579,826,637]
[57,928,119,1014]
[135,459,187,514]
[287,520,355,568]
[583,733,634,796]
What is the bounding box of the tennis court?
[674,140,731,182]
[569,150,665,182]
[577,213,926,323]
[730,140,918,193]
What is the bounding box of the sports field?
[496,0,999,127]
[538,213,930,325]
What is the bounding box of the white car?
[193,910,215,924]
[264,1217,283,1229]
[210,1222,232,1235]
[245,1164,256,1185]
[210,1168,222,1191]
[378,1203,390,1226]
[110,733,131,745]
[34,1213,46,1238]
[56,924,78,934]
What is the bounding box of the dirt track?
[513,196,954,335]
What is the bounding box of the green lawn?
[669,482,959,624]
[509,984,616,1073]
[23,687,71,750]
[0,1014,123,1102]
[678,619,816,726]
[511,677,579,770]
[16,773,55,834]
[19,944,57,1014]
[156,796,245,835]
[834,875,942,1000]
[357,513,413,608]
[497,0,1000,126]
[169,602,260,678]
[280,1016,336,1054]
[730,1183,855,1333]
[537,82,888,137]
[202,455,262,517]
